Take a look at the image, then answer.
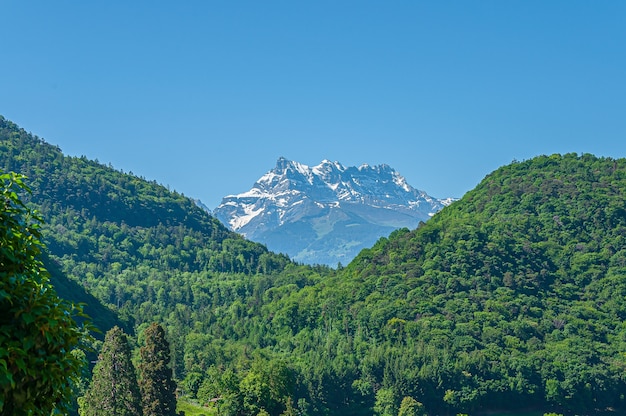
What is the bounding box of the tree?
[240,358,293,416]
[81,326,143,416]
[0,171,89,415]
[138,322,178,416]
[374,388,397,416]
[397,396,426,416]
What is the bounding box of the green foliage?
[197,366,242,415]
[81,326,143,416]
[0,170,90,415]
[4,116,626,415]
[293,155,626,413]
[0,115,296,334]
[259,153,626,415]
[374,388,397,416]
[239,357,294,416]
[139,323,178,416]
[397,397,425,416]
[0,115,309,402]
[176,398,214,416]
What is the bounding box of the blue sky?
[2,1,625,207]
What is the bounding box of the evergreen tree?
[81,326,143,416]
[138,322,178,416]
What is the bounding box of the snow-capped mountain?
[213,157,455,266]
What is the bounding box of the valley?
[2,115,626,415]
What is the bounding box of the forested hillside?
[266,153,626,414]
[2,115,625,415]
[0,117,316,375]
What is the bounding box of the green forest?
[1,115,626,415]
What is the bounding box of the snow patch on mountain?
[213,157,456,266]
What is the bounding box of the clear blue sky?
[2,1,625,207]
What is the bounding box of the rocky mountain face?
[213,157,454,265]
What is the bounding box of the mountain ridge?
[214,157,454,265]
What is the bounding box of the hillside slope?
[0,116,292,278]
[0,116,304,362]
[266,153,626,414]
[3,115,625,415]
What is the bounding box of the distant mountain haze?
[213,157,455,265]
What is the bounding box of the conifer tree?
[138,322,178,416]
[81,326,143,416]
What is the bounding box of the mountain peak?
[214,159,455,266]
[274,156,293,170]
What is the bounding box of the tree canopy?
[3,115,626,415]
[139,323,178,416]
[0,170,89,415]
[81,326,143,416]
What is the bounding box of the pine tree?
[81,326,143,416]
[138,322,178,416]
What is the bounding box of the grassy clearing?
[176,398,216,416]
